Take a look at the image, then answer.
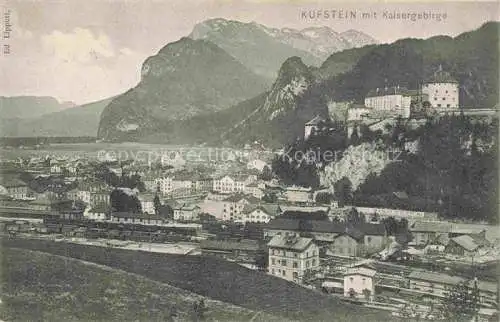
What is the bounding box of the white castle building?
[363,86,415,119]
[421,66,459,110]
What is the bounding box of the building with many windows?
[364,86,414,119]
[421,66,459,110]
[267,234,320,283]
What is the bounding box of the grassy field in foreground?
[0,248,283,322]
[1,238,395,321]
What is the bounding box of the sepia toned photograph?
[0,0,498,321]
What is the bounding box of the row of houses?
[147,173,260,196]
[409,220,497,257]
[322,264,498,310]
[264,218,388,257]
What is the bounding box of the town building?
[265,218,345,244]
[192,176,213,192]
[364,86,416,119]
[200,239,261,263]
[155,176,173,195]
[90,191,110,207]
[1,178,30,200]
[173,203,200,222]
[329,224,387,257]
[50,164,62,174]
[243,182,265,199]
[85,204,109,221]
[445,235,485,256]
[407,271,497,307]
[421,66,459,110]
[265,218,387,253]
[109,212,164,225]
[144,175,159,192]
[138,193,156,215]
[410,221,452,246]
[212,174,257,194]
[347,105,371,122]
[213,175,240,194]
[284,186,313,203]
[239,204,281,224]
[28,197,53,211]
[268,234,320,283]
[343,266,376,301]
[201,194,260,221]
[76,190,91,205]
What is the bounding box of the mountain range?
[97,37,269,141]
[189,18,377,79]
[2,20,498,147]
[0,96,75,120]
[0,98,112,137]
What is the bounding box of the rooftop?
[243,204,281,215]
[1,178,27,188]
[267,234,314,251]
[110,212,164,221]
[344,267,377,278]
[411,221,452,233]
[265,218,386,236]
[408,270,466,285]
[200,239,260,252]
[366,86,413,98]
[450,235,481,251]
[305,115,327,126]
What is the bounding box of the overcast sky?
[1,0,498,105]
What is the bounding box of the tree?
[315,192,333,204]
[110,188,142,213]
[350,126,361,146]
[259,165,273,181]
[262,192,277,203]
[362,288,372,302]
[167,306,178,322]
[382,216,398,236]
[442,280,480,322]
[334,176,353,207]
[192,299,207,321]
[346,207,364,225]
[255,250,268,272]
[154,194,161,215]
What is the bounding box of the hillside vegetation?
[273,115,498,223]
[0,247,281,322]
[2,238,394,322]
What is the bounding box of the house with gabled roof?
[445,235,485,256]
[173,203,200,222]
[268,234,320,283]
[343,266,377,301]
[239,204,281,224]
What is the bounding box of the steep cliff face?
[320,142,393,192]
[222,57,329,146]
[97,37,268,141]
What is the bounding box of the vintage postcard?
[0,0,498,321]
